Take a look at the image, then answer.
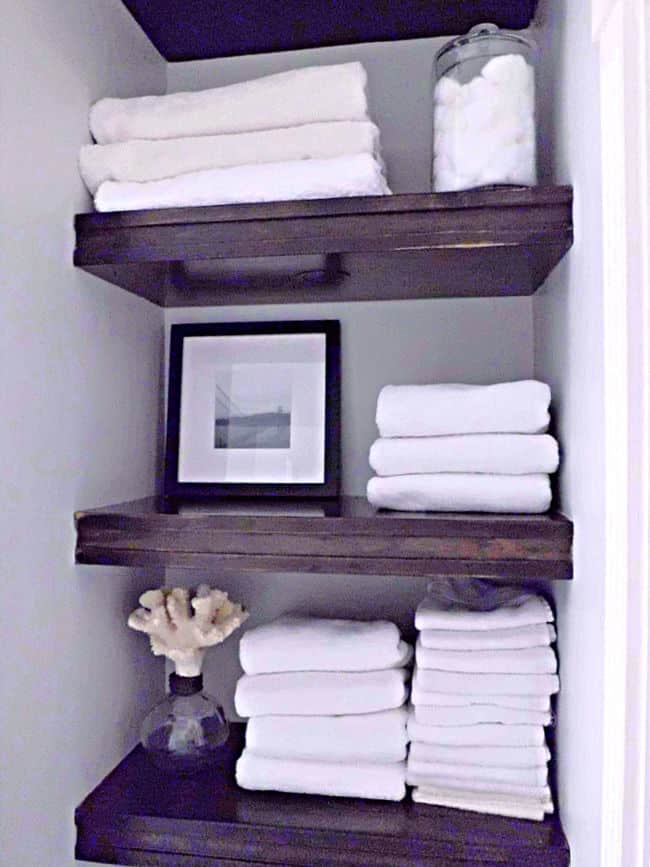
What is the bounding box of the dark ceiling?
[121,1,538,63]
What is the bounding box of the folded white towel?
[414,669,559,697]
[412,786,552,821]
[94,153,390,213]
[245,708,408,763]
[90,62,369,144]
[409,740,550,768]
[407,759,548,788]
[369,434,559,477]
[236,750,406,800]
[415,641,557,675]
[415,594,553,632]
[416,776,552,801]
[419,623,556,651]
[80,120,382,195]
[407,717,545,747]
[410,684,551,712]
[366,473,551,513]
[239,615,408,675]
[375,381,551,438]
[413,702,551,727]
[235,668,408,718]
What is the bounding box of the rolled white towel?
[94,153,390,213]
[407,758,548,788]
[366,472,551,513]
[407,716,545,747]
[375,381,551,438]
[90,62,369,144]
[409,740,550,768]
[236,750,406,801]
[415,594,553,632]
[412,702,551,727]
[419,623,556,651]
[413,668,559,698]
[245,707,408,763]
[410,684,551,712]
[239,615,408,675]
[235,668,409,718]
[412,786,551,821]
[414,641,557,675]
[369,434,559,477]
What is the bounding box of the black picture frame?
[163,320,341,500]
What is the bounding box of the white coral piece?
[128,584,249,676]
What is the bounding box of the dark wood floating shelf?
[76,724,569,867]
[74,187,573,307]
[74,496,573,580]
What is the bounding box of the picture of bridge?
[214,369,292,449]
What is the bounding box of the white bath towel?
[375,381,551,438]
[407,717,545,747]
[415,641,557,675]
[239,615,408,675]
[94,153,390,213]
[409,740,550,768]
[366,472,551,513]
[415,776,552,801]
[234,668,408,718]
[80,120,381,194]
[414,669,559,698]
[412,786,552,821]
[413,703,551,727]
[419,623,556,651]
[90,62,369,144]
[236,750,406,800]
[407,759,548,788]
[410,684,551,712]
[415,594,553,632]
[369,434,559,477]
[245,707,408,763]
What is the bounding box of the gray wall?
[0,3,166,865]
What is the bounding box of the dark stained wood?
[75,724,569,866]
[74,187,573,306]
[74,496,573,580]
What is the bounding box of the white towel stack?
[81,62,391,212]
[407,590,559,821]
[367,380,559,513]
[234,615,411,801]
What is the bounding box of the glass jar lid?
[435,23,535,77]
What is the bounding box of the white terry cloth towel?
[415,593,553,632]
[407,717,545,747]
[375,381,551,438]
[369,434,559,477]
[410,684,551,712]
[90,62,369,144]
[366,473,551,514]
[413,702,552,727]
[412,786,552,821]
[245,708,408,763]
[407,758,548,788]
[94,153,391,213]
[415,641,557,675]
[239,615,408,675]
[414,668,560,698]
[236,750,406,801]
[234,668,408,718]
[416,776,552,802]
[409,741,550,769]
[419,623,556,651]
[80,120,382,195]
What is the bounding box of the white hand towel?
[416,776,552,801]
[407,759,548,788]
[366,473,551,513]
[414,669,559,698]
[409,740,550,768]
[419,623,556,651]
[410,685,551,712]
[94,153,390,213]
[369,434,559,477]
[415,594,553,631]
[407,717,545,747]
[236,750,406,801]
[415,641,557,675]
[239,615,408,675]
[245,707,408,763]
[90,62,369,144]
[235,668,408,718]
[80,120,382,194]
[413,703,551,727]
[412,786,552,821]
[375,381,551,438]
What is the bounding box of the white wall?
[0,3,166,865]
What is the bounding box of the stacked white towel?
[407,591,558,820]
[367,380,559,513]
[234,615,410,801]
[82,62,391,212]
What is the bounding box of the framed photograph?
[164,321,341,499]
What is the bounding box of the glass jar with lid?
[432,23,537,192]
